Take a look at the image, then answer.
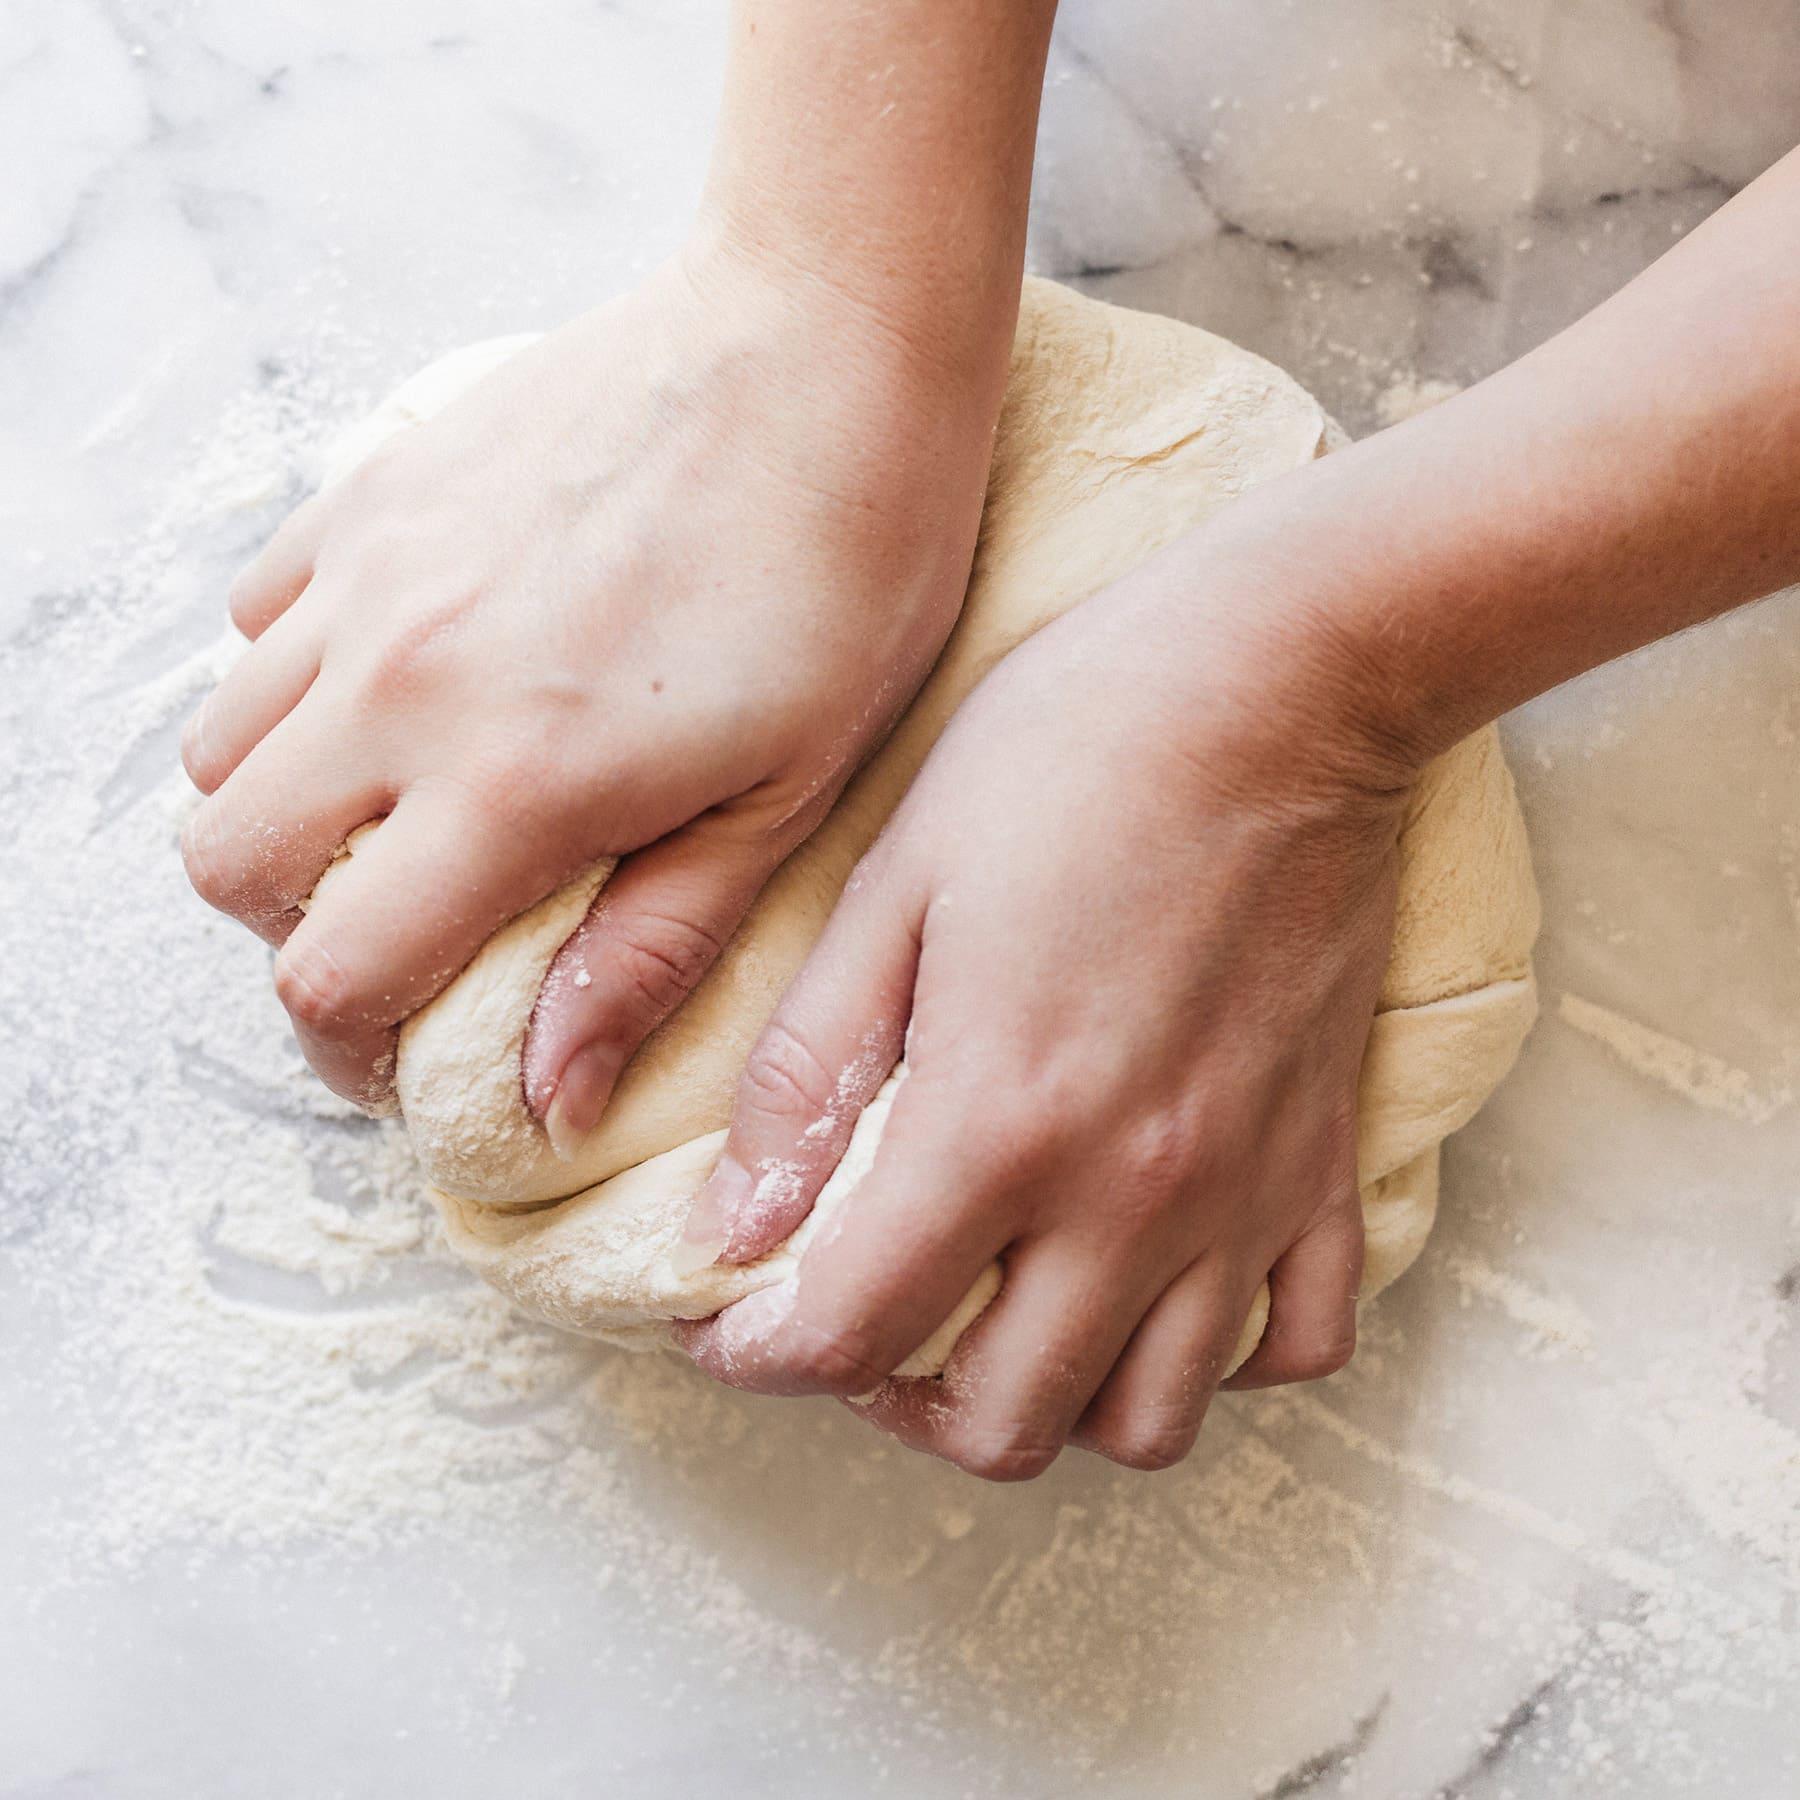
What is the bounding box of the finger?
[272,792,576,1107]
[1221,1191,1363,1391]
[181,703,390,944]
[848,1235,1165,1484]
[675,1071,1019,1396]
[1069,1253,1258,1471]
[181,602,323,794]
[523,808,794,1161]
[675,850,924,1266]
[228,494,329,639]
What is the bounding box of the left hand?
[178,241,1004,1122]
[675,550,1418,1480]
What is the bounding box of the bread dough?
[322,279,1538,1380]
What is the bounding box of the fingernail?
[541,1087,588,1163]
[541,1042,615,1163]
[668,1155,751,1275]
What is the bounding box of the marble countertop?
[4,3,1798,1795]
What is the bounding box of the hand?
[676,553,1416,1480]
[180,237,1006,1127]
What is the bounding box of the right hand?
[675,546,1410,1479]
[180,234,1010,1136]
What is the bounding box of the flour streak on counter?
[1558,992,1794,1124]
[5,2,1800,1795]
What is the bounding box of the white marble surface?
[5,2,1799,1795]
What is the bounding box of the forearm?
[700,0,1058,388]
[1208,145,1800,767]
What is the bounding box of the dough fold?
[326,280,1539,1381]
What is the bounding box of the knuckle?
[1118,1104,1206,1194]
[608,912,724,1020]
[948,1422,1061,1485]
[273,938,365,1037]
[740,1017,837,1122]
[180,811,240,911]
[358,624,439,707]
[1098,1412,1198,1473]
[1331,1180,1369,1247]
[947,1090,1070,1194]
[1289,1185,1367,1286]
[1304,1327,1359,1381]
[1320,1166,1364,1221]
[1089,1141,1195,1248]
[1098,1174,1180,1244]
[779,1316,895,1394]
[469,737,570,822]
[1279,1323,1358,1384]
[352,590,477,708]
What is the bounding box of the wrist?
[686,195,1020,407]
[1096,530,1429,812]
[694,0,1053,406]
[1164,439,1508,782]
[669,221,1014,508]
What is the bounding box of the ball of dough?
[325,280,1538,1381]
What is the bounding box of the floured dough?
[320,278,1539,1381]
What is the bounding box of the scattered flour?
[1444,1255,1596,1359]
[1558,991,1792,1123]
[1374,371,1464,428]
[4,334,1798,1795]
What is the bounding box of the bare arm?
[1200,144,1800,768]
[705,0,1058,392]
[183,1,1059,1140]
[525,0,1062,1143]
[678,139,1800,1479]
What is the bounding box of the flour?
[3,359,853,1693]
[1374,371,1463,428]
[6,329,1798,1794]
[1630,1293,1800,1586]
[1444,1254,1596,1359]
[1558,990,1792,1122]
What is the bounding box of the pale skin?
[186,1,1800,1480]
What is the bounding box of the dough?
[322,279,1539,1380]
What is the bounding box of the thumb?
[678,848,924,1270]
[523,807,784,1157]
